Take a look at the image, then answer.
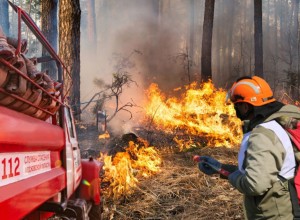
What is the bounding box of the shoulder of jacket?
[266,104,300,122]
[250,124,279,143]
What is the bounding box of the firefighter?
[197,76,300,219]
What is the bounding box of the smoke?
[79,0,300,134]
[80,0,191,134]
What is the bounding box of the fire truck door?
[64,107,82,198]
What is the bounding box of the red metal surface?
[25,211,55,220]
[0,106,64,151]
[76,164,82,185]
[0,167,66,220]
[50,151,62,169]
[79,159,103,205]
[0,107,65,219]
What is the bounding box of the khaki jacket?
[233,105,300,220]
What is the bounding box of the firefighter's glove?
[228,170,243,188]
[198,156,221,175]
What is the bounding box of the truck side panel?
[0,167,65,220]
[0,106,64,151]
[0,106,66,219]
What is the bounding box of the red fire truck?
[0,2,102,219]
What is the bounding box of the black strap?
[288,178,300,219]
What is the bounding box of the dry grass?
[101,147,244,220]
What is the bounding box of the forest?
[0,0,300,219]
[79,0,300,128]
[1,0,299,124]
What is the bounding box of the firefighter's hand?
[198,156,221,175]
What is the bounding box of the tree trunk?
[292,0,299,71]
[0,0,9,35]
[152,0,160,17]
[151,0,160,33]
[59,0,81,119]
[297,0,300,99]
[41,0,58,79]
[215,1,222,80]
[292,0,299,98]
[254,0,263,77]
[273,0,279,88]
[97,0,108,55]
[265,0,270,59]
[189,0,195,75]
[279,0,287,57]
[226,1,235,78]
[86,0,97,49]
[201,0,215,82]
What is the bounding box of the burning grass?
[144,81,243,149]
[101,146,244,220]
[80,79,300,219]
[78,79,300,219]
[91,80,246,219]
[100,139,162,200]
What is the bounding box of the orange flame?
[144,81,242,149]
[100,140,161,199]
[99,131,110,139]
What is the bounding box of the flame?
[144,81,242,149]
[99,131,110,139]
[100,140,161,199]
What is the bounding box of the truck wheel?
[89,204,102,220]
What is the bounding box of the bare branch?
[82,50,142,124]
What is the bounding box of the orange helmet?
[226,76,276,106]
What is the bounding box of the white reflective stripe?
[238,121,296,179]
[238,132,251,173]
[260,121,295,179]
[231,81,260,95]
